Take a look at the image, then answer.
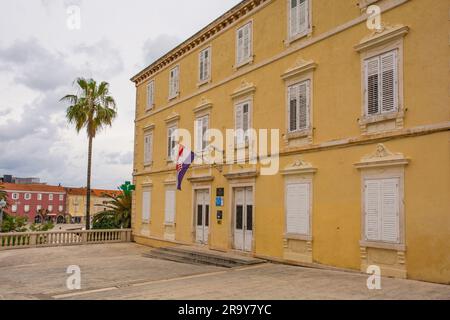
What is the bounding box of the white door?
[195,190,210,244]
[234,187,253,252]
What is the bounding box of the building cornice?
[131,0,269,85]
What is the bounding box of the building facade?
[66,188,122,224]
[1,183,67,224]
[131,0,450,284]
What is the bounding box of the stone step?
[143,246,265,268]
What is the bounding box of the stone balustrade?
[0,229,132,250]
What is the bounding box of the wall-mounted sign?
[216,188,225,197]
[216,196,224,207]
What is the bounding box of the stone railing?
[0,229,132,251]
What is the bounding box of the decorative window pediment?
[281,159,317,175]
[194,97,213,115]
[231,80,256,100]
[354,144,410,169]
[281,59,317,81]
[354,25,409,53]
[165,112,180,124]
[143,124,155,132]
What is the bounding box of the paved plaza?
[0,243,448,300]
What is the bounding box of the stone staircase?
[143,246,265,268]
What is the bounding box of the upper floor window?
[37,193,42,201]
[365,50,398,117]
[169,66,180,99]
[59,205,64,213]
[147,80,155,110]
[288,80,311,133]
[144,132,154,165]
[195,115,209,152]
[235,100,252,146]
[236,22,252,67]
[167,125,178,161]
[289,0,310,39]
[11,204,17,213]
[199,47,211,83]
[36,205,42,212]
[59,194,64,201]
[49,194,53,201]
[286,182,311,236]
[24,205,30,213]
[24,193,31,200]
[12,193,19,200]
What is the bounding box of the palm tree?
[93,190,131,229]
[61,78,117,230]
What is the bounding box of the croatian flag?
[176,144,195,191]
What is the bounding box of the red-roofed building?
[1,183,67,224]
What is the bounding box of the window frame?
[195,114,210,153]
[287,79,311,134]
[24,193,31,201]
[234,98,253,148]
[198,46,212,85]
[167,125,178,162]
[235,21,253,68]
[146,80,155,111]
[168,65,180,100]
[12,193,19,200]
[143,131,154,166]
[141,189,152,224]
[164,188,176,225]
[285,180,312,237]
[287,0,312,43]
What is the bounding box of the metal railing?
[0,229,132,250]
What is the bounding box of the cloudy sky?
[0,0,241,189]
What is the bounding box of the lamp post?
[0,199,6,231]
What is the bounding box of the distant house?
[1,183,67,224]
[65,187,122,224]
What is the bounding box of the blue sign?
[216,197,224,207]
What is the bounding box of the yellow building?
[131,0,450,284]
[66,188,121,224]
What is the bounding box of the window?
[167,126,178,161]
[164,189,176,224]
[169,66,180,99]
[195,115,209,152]
[235,100,252,146]
[37,193,42,201]
[59,205,64,212]
[289,0,310,38]
[144,132,153,165]
[24,205,30,213]
[11,205,17,213]
[36,205,42,212]
[199,47,211,83]
[59,194,64,201]
[288,80,310,133]
[48,205,53,212]
[49,194,53,201]
[236,22,252,66]
[365,50,398,116]
[24,193,31,200]
[142,190,151,223]
[12,193,19,200]
[286,183,311,235]
[364,178,400,243]
[147,80,155,110]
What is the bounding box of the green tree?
[93,190,131,230]
[0,184,7,202]
[1,213,28,233]
[61,78,117,230]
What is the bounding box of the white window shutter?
[235,103,244,145]
[205,49,211,80]
[165,190,176,224]
[299,0,308,34]
[174,67,179,94]
[381,179,400,242]
[286,183,310,235]
[243,23,251,60]
[365,56,380,115]
[142,191,151,222]
[195,119,203,152]
[365,180,381,241]
[147,82,154,109]
[298,81,309,130]
[381,50,398,113]
[237,29,244,64]
[288,85,298,132]
[199,52,205,81]
[202,116,209,150]
[290,0,299,37]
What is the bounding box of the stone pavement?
[0,243,448,300]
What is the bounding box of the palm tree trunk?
[86,136,93,230]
